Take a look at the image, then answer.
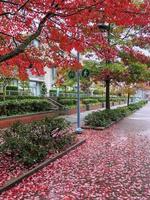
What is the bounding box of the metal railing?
[0,89,32,96]
[49,91,95,98]
[47,97,66,110]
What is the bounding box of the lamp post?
[68,52,90,133]
[76,51,83,134]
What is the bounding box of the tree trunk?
[105,79,110,110]
[127,92,130,106]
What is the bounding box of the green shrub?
[40,83,47,97]
[104,109,120,121]
[49,89,57,92]
[58,98,99,106]
[0,118,74,166]
[97,97,106,102]
[110,97,126,102]
[18,96,43,100]
[82,99,99,105]
[85,111,112,127]
[128,100,147,111]
[93,89,103,95]
[0,99,52,116]
[0,96,43,101]
[6,86,18,91]
[58,99,77,106]
[84,100,147,128]
[57,96,89,100]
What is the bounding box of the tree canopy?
[0,0,149,79]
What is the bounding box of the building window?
[11,80,18,86]
[29,81,37,96]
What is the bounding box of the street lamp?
[97,24,110,31]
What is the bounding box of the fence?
[0,90,32,97]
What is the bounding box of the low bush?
[93,89,103,95]
[58,99,77,106]
[84,111,112,127]
[0,118,75,166]
[82,99,99,105]
[96,97,106,102]
[128,100,146,111]
[110,97,126,102]
[57,96,126,102]
[0,96,44,101]
[58,98,99,107]
[49,90,84,94]
[84,100,147,128]
[57,96,126,107]
[6,86,18,91]
[18,96,43,100]
[0,99,52,116]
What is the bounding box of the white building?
[0,67,57,97]
[26,67,57,96]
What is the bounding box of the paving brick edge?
[0,110,61,121]
[0,139,86,194]
[82,119,123,130]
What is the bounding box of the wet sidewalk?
[1,103,150,200]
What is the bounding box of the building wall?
[27,67,57,96]
[43,67,56,96]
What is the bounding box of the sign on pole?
[68,71,76,79]
[81,69,90,78]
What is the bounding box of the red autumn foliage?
[0,0,149,79]
[122,47,150,67]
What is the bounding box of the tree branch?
[0,0,30,17]
[0,12,55,63]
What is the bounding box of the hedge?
[0,99,53,116]
[82,99,99,105]
[6,86,18,91]
[0,96,43,101]
[58,98,99,106]
[84,100,147,128]
[58,99,77,106]
[58,97,126,106]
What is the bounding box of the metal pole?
[76,51,83,134]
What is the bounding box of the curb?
[82,125,105,130]
[0,110,58,121]
[0,139,86,194]
[82,121,116,130]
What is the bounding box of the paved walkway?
[1,103,150,200]
[64,104,127,124]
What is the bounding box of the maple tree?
[120,52,149,105]
[89,61,126,109]
[84,1,150,109]
[0,0,149,81]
